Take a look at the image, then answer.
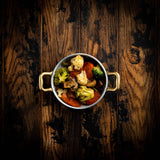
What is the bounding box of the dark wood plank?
[2,0,41,159]
[0,0,7,153]
[80,0,119,159]
[154,0,160,157]
[0,0,4,152]
[118,0,160,159]
[1,0,159,159]
[157,1,160,119]
[41,0,81,159]
[0,33,3,152]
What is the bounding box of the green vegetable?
[76,86,94,103]
[54,67,69,85]
[62,61,69,66]
[92,65,104,79]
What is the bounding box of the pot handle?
[39,72,53,92]
[107,72,120,91]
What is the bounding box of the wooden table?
[1,0,160,159]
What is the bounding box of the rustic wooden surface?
[1,0,160,159]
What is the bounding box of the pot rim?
[51,53,108,110]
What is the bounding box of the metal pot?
[39,53,120,109]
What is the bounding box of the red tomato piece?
[86,91,101,105]
[83,62,94,79]
[61,93,81,107]
[69,70,81,78]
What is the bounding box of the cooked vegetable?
[68,89,76,99]
[57,88,67,97]
[86,91,101,105]
[70,55,84,70]
[69,70,81,78]
[68,65,74,71]
[62,61,70,66]
[92,65,104,79]
[76,70,88,85]
[54,67,69,85]
[55,55,103,107]
[76,86,94,103]
[87,79,96,87]
[61,93,81,107]
[83,62,94,79]
[63,76,78,91]
[96,80,103,91]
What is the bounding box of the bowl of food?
[39,53,120,109]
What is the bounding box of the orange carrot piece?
[83,62,94,79]
[69,70,81,78]
[86,91,101,105]
[61,93,81,107]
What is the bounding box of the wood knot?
[127,45,144,64]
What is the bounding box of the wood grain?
[1,0,160,159]
[157,0,160,127]
[1,0,41,159]
[41,0,81,159]
[80,0,119,159]
[118,0,159,158]
[154,0,160,158]
[0,0,4,151]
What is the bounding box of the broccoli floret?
[54,67,69,85]
[92,65,104,79]
[76,86,94,103]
